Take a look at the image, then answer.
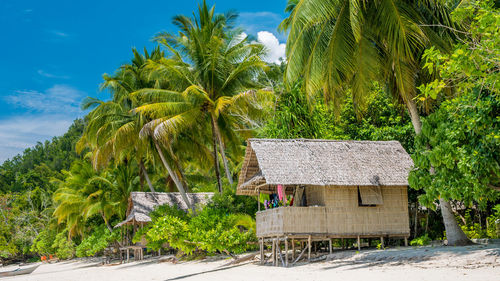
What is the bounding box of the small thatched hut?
[115,192,214,228]
[237,139,413,265]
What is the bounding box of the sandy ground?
[2,244,499,281]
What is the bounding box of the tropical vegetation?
[0,0,498,263]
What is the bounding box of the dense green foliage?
[410,1,499,209]
[0,120,84,261]
[262,82,415,152]
[76,227,119,257]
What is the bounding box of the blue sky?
[0,0,288,163]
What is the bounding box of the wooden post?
[357,236,361,251]
[126,248,130,263]
[271,238,276,266]
[404,237,408,247]
[307,235,312,261]
[329,239,332,254]
[276,239,280,267]
[260,238,264,265]
[285,237,289,267]
[380,236,385,249]
[258,189,261,211]
[291,239,295,260]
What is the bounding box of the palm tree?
[77,48,164,193]
[53,160,137,236]
[281,0,469,245]
[134,0,271,193]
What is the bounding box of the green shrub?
[30,229,56,256]
[52,231,75,259]
[75,226,119,257]
[144,192,258,256]
[410,234,431,246]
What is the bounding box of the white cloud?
[0,85,86,163]
[0,115,75,163]
[37,70,70,79]
[256,31,286,64]
[6,84,83,114]
[238,11,286,41]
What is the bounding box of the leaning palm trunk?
[406,98,470,246]
[153,139,193,211]
[213,120,233,185]
[211,115,223,193]
[139,160,155,192]
[102,213,113,233]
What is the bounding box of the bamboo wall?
[256,185,409,238]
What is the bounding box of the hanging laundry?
[277,184,284,201]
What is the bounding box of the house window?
[358,186,383,207]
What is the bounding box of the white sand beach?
[2,244,499,281]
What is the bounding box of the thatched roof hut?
[237,139,414,265]
[115,192,214,228]
[237,139,413,195]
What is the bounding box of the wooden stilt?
[329,239,332,254]
[291,239,295,260]
[271,238,276,266]
[380,236,385,249]
[276,239,280,267]
[357,236,361,251]
[285,237,289,267]
[341,238,345,249]
[308,235,312,261]
[404,237,408,247]
[260,238,264,265]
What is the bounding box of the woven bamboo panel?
[256,185,410,237]
[282,207,327,234]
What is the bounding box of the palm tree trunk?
[213,120,233,185]
[406,98,470,246]
[139,160,155,192]
[210,115,223,193]
[439,198,470,245]
[102,213,113,233]
[153,139,193,211]
[172,157,190,192]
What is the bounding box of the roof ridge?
[248,138,401,144]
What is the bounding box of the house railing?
[256,206,409,238]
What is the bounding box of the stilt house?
[237,139,413,263]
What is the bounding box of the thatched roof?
[237,139,413,195]
[115,192,214,227]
